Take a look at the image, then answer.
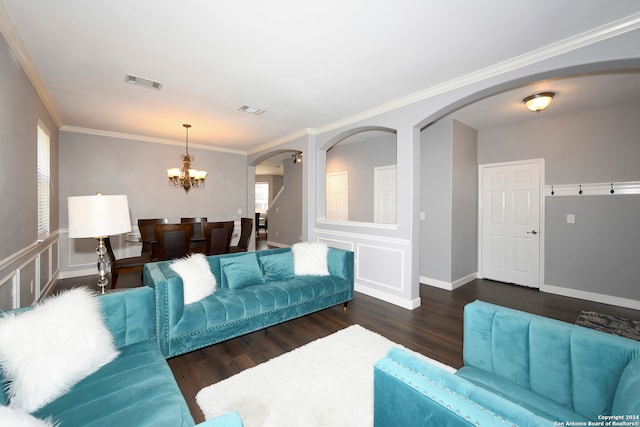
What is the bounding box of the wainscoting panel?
[0,232,59,309]
[0,273,16,310]
[315,228,419,309]
[19,258,37,307]
[315,237,354,252]
[356,244,404,291]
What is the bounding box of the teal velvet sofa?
[374,300,640,427]
[143,247,354,358]
[1,287,242,427]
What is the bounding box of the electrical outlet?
[566,214,575,224]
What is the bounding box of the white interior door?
[480,160,542,288]
[374,165,397,224]
[326,171,348,221]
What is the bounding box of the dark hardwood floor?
[56,250,640,423]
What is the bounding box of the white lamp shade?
[68,194,132,238]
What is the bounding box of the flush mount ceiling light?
[124,74,163,90]
[238,104,266,115]
[523,91,555,112]
[167,124,207,193]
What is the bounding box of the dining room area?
[106,217,254,289]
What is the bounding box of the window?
[37,121,50,241]
[255,182,269,213]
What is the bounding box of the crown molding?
[311,12,640,137]
[3,2,639,154]
[247,128,314,156]
[60,125,247,155]
[256,12,640,149]
[0,1,62,128]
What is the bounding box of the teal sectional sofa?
[144,247,354,358]
[374,300,640,427]
[0,287,242,427]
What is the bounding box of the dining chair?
[229,217,252,253]
[104,236,149,289]
[138,218,169,261]
[255,212,268,240]
[153,223,194,261]
[180,217,208,223]
[203,221,234,255]
[181,217,207,247]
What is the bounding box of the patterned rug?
[576,311,640,341]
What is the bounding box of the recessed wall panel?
[357,244,403,291]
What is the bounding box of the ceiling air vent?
[124,74,163,90]
[238,104,265,115]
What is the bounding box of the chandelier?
[167,124,207,193]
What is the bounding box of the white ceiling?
[2,1,640,153]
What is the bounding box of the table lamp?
[68,193,132,294]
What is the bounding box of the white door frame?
[477,158,545,287]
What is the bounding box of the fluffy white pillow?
[0,288,119,413]
[170,253,217,304]
[0,406,57,427]
[292,242,330,276]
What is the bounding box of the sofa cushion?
[170,253,217,304]
[292,242,329,276]
[33,341,194,427]
[0,288,119,413]
[259,251,295,281]
[174,276,350,335]
[220,253,264,289]
[456,365,589,422]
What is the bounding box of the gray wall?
[478,101,640,300]
[267,159,302,245]
[420,120,453,281]
[0,34,59,260]
[326,133,396,222]
[0,33,60,308]
[451,120,478,280]
[59,131,248,227]
[420,119,477,284]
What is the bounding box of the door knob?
[527,230,538,235]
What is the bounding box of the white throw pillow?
[170,253,217,304]
[0,406,57,427]
[0,288,119,413]
[292,242,330,276]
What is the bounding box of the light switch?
[566,214,575,224]
[420,212,426,221]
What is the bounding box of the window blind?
[37,122,50,241]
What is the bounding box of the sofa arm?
[612,356,640,416]
[143,262,187,357]
[98,286,156,348]
[327,248,354,287]
[197,411,243,427]
[374,348,548,427]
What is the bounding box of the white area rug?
[196,324,455,427]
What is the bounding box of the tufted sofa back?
[462,301,640,420]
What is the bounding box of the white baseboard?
[541,283,640,311]
[420,273,477,291]
[59,267,97,279]
[355,283,421,310]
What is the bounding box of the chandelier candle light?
[167,123,207,193]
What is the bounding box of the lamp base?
[96,237,109,294]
